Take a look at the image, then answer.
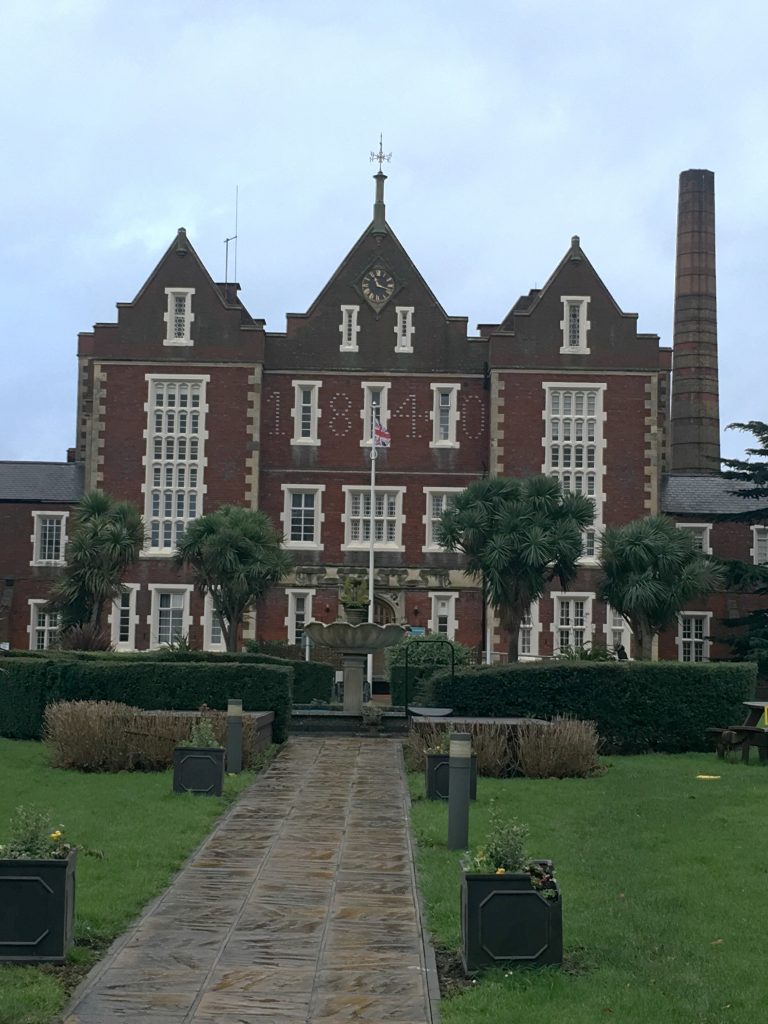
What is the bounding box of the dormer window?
[164,288,195,346]
[560,296,590,354]
[394,307,414,352]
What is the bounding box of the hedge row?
[389,665,442,708]
[2,649,333,704]
[427,661,757,754]
[0,659,292,743]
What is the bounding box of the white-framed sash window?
[394,306,414,352]
[281,485,325,550]
[361,382,391,446]
[422,488,462,551]
[291,380,321,445]
[751,526,768,565]
[147,585,193,649]
[552,592,594,653]
[27,599,60,650]
[109,584,140,651]
[559,295,590,354]
[342,486,405,551]
[677,612,712,663]
[163,288,195,346]
[339,305,360,351]
[430,384,460,448]
[30,511,69,566]
[285,588,315,646]
[429,591,458,640]
[676,523,712,555]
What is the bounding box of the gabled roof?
[661,474,768,516]
[0,462,84,503]
[498,235,636,331]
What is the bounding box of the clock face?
[361,266,395,305]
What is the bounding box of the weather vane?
[370,134,392,171]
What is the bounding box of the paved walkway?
[63,737,440,1024]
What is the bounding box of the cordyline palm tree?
[599,515,725,660]
[175,505,293,652]
[47,490,145,630]
[438,475,595,661]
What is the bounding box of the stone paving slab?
[62,737,439,1024]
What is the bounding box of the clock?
[361,266,395,306]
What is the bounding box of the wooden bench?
[709,725,768,763]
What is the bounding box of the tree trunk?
[225,615,240,653]
[636,629,655,661]
[505,614,521,663]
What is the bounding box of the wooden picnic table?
[711,701,768,763]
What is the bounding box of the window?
[30,511,69,566]
[559,296,590,353]
[429,592,457,640]
[143,375,208,554]
[148,585,192,649]
[281,485,325,549]
[430,384,460,448]
[163,288,195,346]
[604,604,631,656]
[394,306,414,352]
[109,584,139,650]
[553,593,593,653]
[361,382,391,446]
[339,305,360,351]
[28,600,60,650]
[543,383,605,560]
[752,526,768,565]
[422,488,461,551]
[678,612,711,663]
[285,589,315,646]
[519,602,540,659]
[342,487,405,550]
[676,523,712,555]
[203,594,226,651]
[291,381,321,445]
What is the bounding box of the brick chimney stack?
[670,169,720,474]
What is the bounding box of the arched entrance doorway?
[372,597,397,696]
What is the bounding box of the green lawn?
[409,754,768,1024]
[0,738,264,1024]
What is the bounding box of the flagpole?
[367,404,377,693]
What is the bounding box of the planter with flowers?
[460,811,561,972]
[339,574,370,625]
[173,714,225,796]
[0,806,76,963]
[425,733,477,801]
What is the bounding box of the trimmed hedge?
[427,661,757,754]
[390,665,442,708]
[1,649,333,706]
[0,658,292,743]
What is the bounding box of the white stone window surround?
[519,601,542,660]
[542,382,607,565]
[428,591,458,640]
[675,522,712,556]
[751,525,768,565]
[291,380,322,446]
[109,583,141,651]
[550,591,595,653]
[341,485,406,552]
[27,599,60,651]
[422,487,463,552]
[280,484,326,550]
[141,373,210,558]
[147,584,193,649]
[284,588,316,646]
[339,305,360,352]
[163,287,195,346]
[360,381,392,447]
[603,603,632,657]
[29,510,69,566]
[430,383,461,448]
[559,295,591,354]
[394,306,415,352]
[202,593,227,651]
[676,610,713,663]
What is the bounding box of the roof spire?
[370,134,391,236]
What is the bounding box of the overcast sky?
[2,0,766,464]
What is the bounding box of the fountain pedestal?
[303,620,406,715]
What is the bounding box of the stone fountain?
[303,618,405,714]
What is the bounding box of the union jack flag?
[373,417,391,448]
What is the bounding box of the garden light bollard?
[226,698,243,773]
[448,731,472,850]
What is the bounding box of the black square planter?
[460,861,562,972]
[173,747,225,796]
[425,753,477,801]
[0,848,76,963]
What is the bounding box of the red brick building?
[1,169,764,671]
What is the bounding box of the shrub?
[387,635,474,707]
[44,701,276,772]
[427,661,756,754]
[406,720,519,777]
[514,717,601,778]
[55,623,113,651]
